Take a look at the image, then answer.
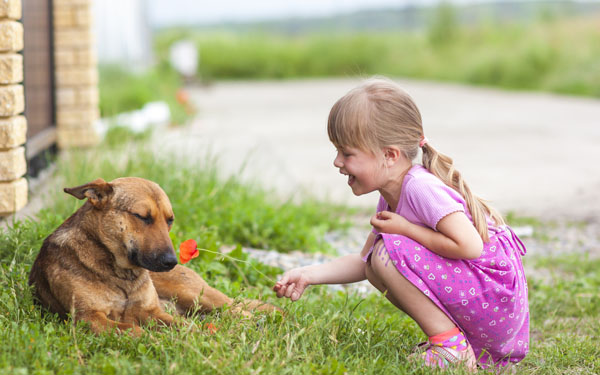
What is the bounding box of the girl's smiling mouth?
[339,170,355,186]
[348,174,356,185]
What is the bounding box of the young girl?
[273,78,529,370]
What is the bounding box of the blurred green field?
[155,13,600,97]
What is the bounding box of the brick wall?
[53,0,99,148]
[0,0,28,215]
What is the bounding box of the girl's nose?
[333,153,343,168]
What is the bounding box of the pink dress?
[364,165,529,368]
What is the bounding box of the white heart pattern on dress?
[394,240,401,246]
[482,302,489,309]
[428,273,435,280]
[445,286,453,293]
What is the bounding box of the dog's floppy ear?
[64,178,114,208]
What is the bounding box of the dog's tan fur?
[29,177,277,335]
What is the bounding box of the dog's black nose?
[158,252,178,270]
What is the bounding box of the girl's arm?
[273,232,375,301]
[371,211,483,259]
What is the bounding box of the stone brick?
[0,53,23,84]
[0,84,24,116]
[54,29,92,48]
[57,127,99,148]
[0,177,27,215]
[53,7,75,28]
[77,48,97,66]
[0,115,26,148]
[54,48,96,67]
[56,108,98,127]
[0,0,22,20]
[73,5,92,27]
[54,0,92,6]
[0,21,23,52]
[55,66,98,86]
[0,146,25,181]
[54,49,76,66]
[75,86,99,106]
[56,87,76,107]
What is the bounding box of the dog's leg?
[129,306,175,328]
[240,299,282,313]
[78,311,143,336]
[151,265,250,316]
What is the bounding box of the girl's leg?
[365,239,455,337]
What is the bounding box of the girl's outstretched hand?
[370,211,410,235]
[273,268,311,302]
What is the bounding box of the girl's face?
[333,146,384,196]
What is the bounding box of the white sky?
[146,0,496,27]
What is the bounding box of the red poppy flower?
[204,322,217,334]
[179,239,199,264]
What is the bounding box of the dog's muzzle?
[129,248,178,272]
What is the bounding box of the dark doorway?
[21,0,56,176]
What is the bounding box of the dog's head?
[64,177,178,272]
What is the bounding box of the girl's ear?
[383,146,402,166]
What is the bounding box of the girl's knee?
[365,259,386,294]
[370,239,392,274]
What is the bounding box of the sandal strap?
[429,346,461,364]
[413,341,430,353]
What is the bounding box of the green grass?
[155,14,600,98]
[1,135,599,373]
[2,220,599,374]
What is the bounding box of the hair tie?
[419,136,428,148]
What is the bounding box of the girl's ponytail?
[421,142,505,242]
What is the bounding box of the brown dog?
[29,177,277,335]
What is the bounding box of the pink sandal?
[411,340,478,371]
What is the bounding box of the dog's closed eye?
[133,212,153,225]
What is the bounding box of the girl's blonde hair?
[328,77,505,242]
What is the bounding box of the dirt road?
[161,78,600,222]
